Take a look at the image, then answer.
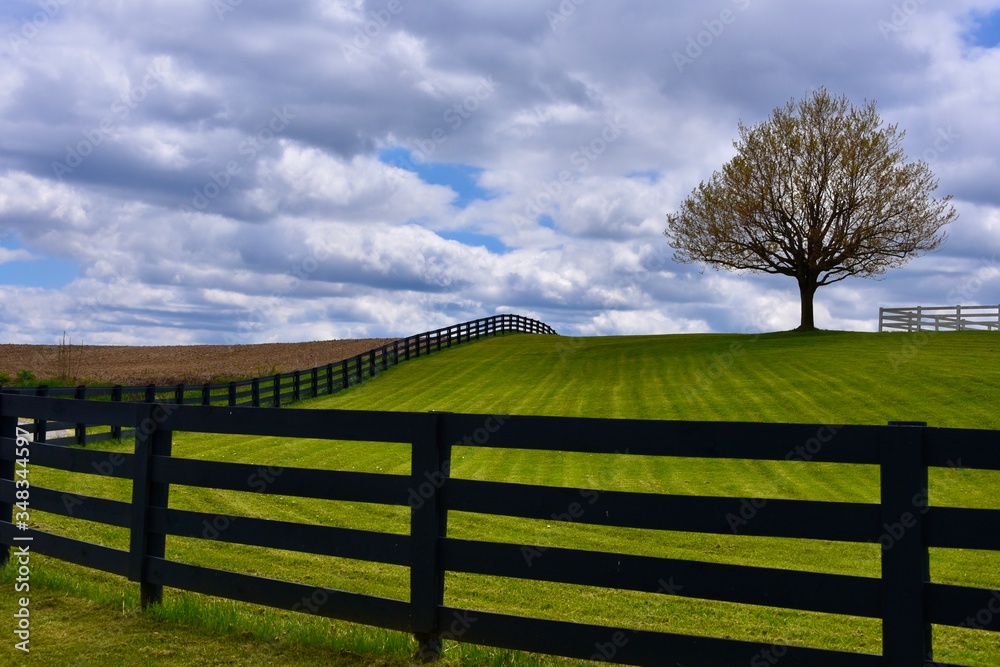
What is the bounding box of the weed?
[16,369,37,386]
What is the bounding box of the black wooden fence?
[1,395,998,665]
[0,314,556,447]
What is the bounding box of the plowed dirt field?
[0,338,397,386]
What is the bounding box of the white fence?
[878,305,1000,332]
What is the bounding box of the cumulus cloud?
[1,0,998,343]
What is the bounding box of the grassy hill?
[315,329,1000,428]
[3,330,999,666]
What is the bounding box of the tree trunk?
[797,277,818,331]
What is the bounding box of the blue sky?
[967,9,1000,45]
[378,148,495,209]
[378,148,511,253]
[1,1,999,344]
[0,237,78,288]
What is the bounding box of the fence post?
[75,385,87,446]
[410,412,451,661]
[341,361,349,390]
[251,378,260,407]
[228,382,237,407]
[33,385,47,443]
[273,374,281,408]
[956,304,963,331]
[174,384,185,406]
[129,403,173,609]
[878,308,885,333]
[202,383,211,406]
[356,356,364,384]
[327,363,335,394]
[0,401,17,567]
[311,367,319,398]
[111,385,123,440]
[880,422,932,665]
[293,371,301,402]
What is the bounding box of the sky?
[1,0,999,345]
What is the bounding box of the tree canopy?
[665,88,958,331]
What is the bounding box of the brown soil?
[0,338,398,386]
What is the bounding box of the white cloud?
[0,247,34,264]
[0,0,998,343]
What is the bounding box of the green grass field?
[306,329,1000,426]
[3,330,1000,666]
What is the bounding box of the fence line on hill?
[1,396,998,665]
[0,314,556,446]
[879,305,1000,332]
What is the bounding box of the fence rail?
[1,395,998,665]
[879,304,1000,332]
[0,314,556,446]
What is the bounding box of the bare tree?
[665,88,958,331]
